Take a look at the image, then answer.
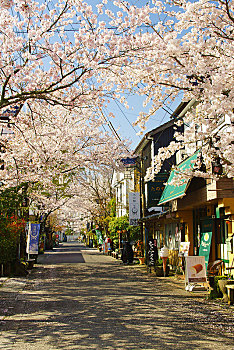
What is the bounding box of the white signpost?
[129,192,140,226]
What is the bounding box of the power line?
[113,99,142,140]
[97,107,121,142]
[98,107,131,154]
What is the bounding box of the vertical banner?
[129,192,140,226]
[199,219,213,269]
[95,230,103,245]
[26,223,41,254]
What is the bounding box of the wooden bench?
[226,285,234,305]
[207,260,224,277]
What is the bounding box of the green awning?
[158,151,200,205]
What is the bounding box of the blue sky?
[103,94,182,151]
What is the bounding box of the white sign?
[179,241,190,257]
[129,192,140,226]
[185,256,207,284]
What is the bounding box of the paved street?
[0,242,233,350]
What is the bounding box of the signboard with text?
[129,192,140,226]
[199,219,213,269]
[185,256,207,283]
[145,172,168,208]
[26,223,41,254]
[121,157,138,167]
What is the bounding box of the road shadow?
[0,262,233,350]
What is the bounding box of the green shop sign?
[158,151,200,205]
[146,173,168,208]
[199,219,213,269]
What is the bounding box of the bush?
[155,258,169,266]
[208,276,228,299]
[108,215,141,243]
[0,215,26,264]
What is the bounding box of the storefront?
[157,152,234,272]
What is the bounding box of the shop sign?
[199,219,212,269]
[179,242,190,257]
[185,256,207,283]
[145,172,168,208]
[129,192,140,226]
[26,223,41,254]
[0,105,21,120]
[121,157,138,167]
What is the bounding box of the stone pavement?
[0,242,233,350]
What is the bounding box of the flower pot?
[155,265,170,277]
[218,279,229,302]
[26,259,35,270]
[138,257,145,265]
[218,280,234,302]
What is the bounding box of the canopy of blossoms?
[0,102,128,214]
[0,0,233,216]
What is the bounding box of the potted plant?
[217,275,234,302]
[155,258,170,277]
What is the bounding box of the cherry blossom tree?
[0,102,128,215]
[0,0,150,212]
[0,0,233,191]
[0,0,154,113]
[127,0,234,179]
[78,168,114,230]
[57,168,114,234]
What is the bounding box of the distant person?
[121,241,134,264]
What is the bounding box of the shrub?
[0,215,26,264]
[208,276,228,299]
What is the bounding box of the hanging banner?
[129,192,140,226]
[95,229,103,245]
[199,219,213,269]
[103,241,108,254]
[26,223,41,254]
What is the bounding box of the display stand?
[185,256,208,292]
